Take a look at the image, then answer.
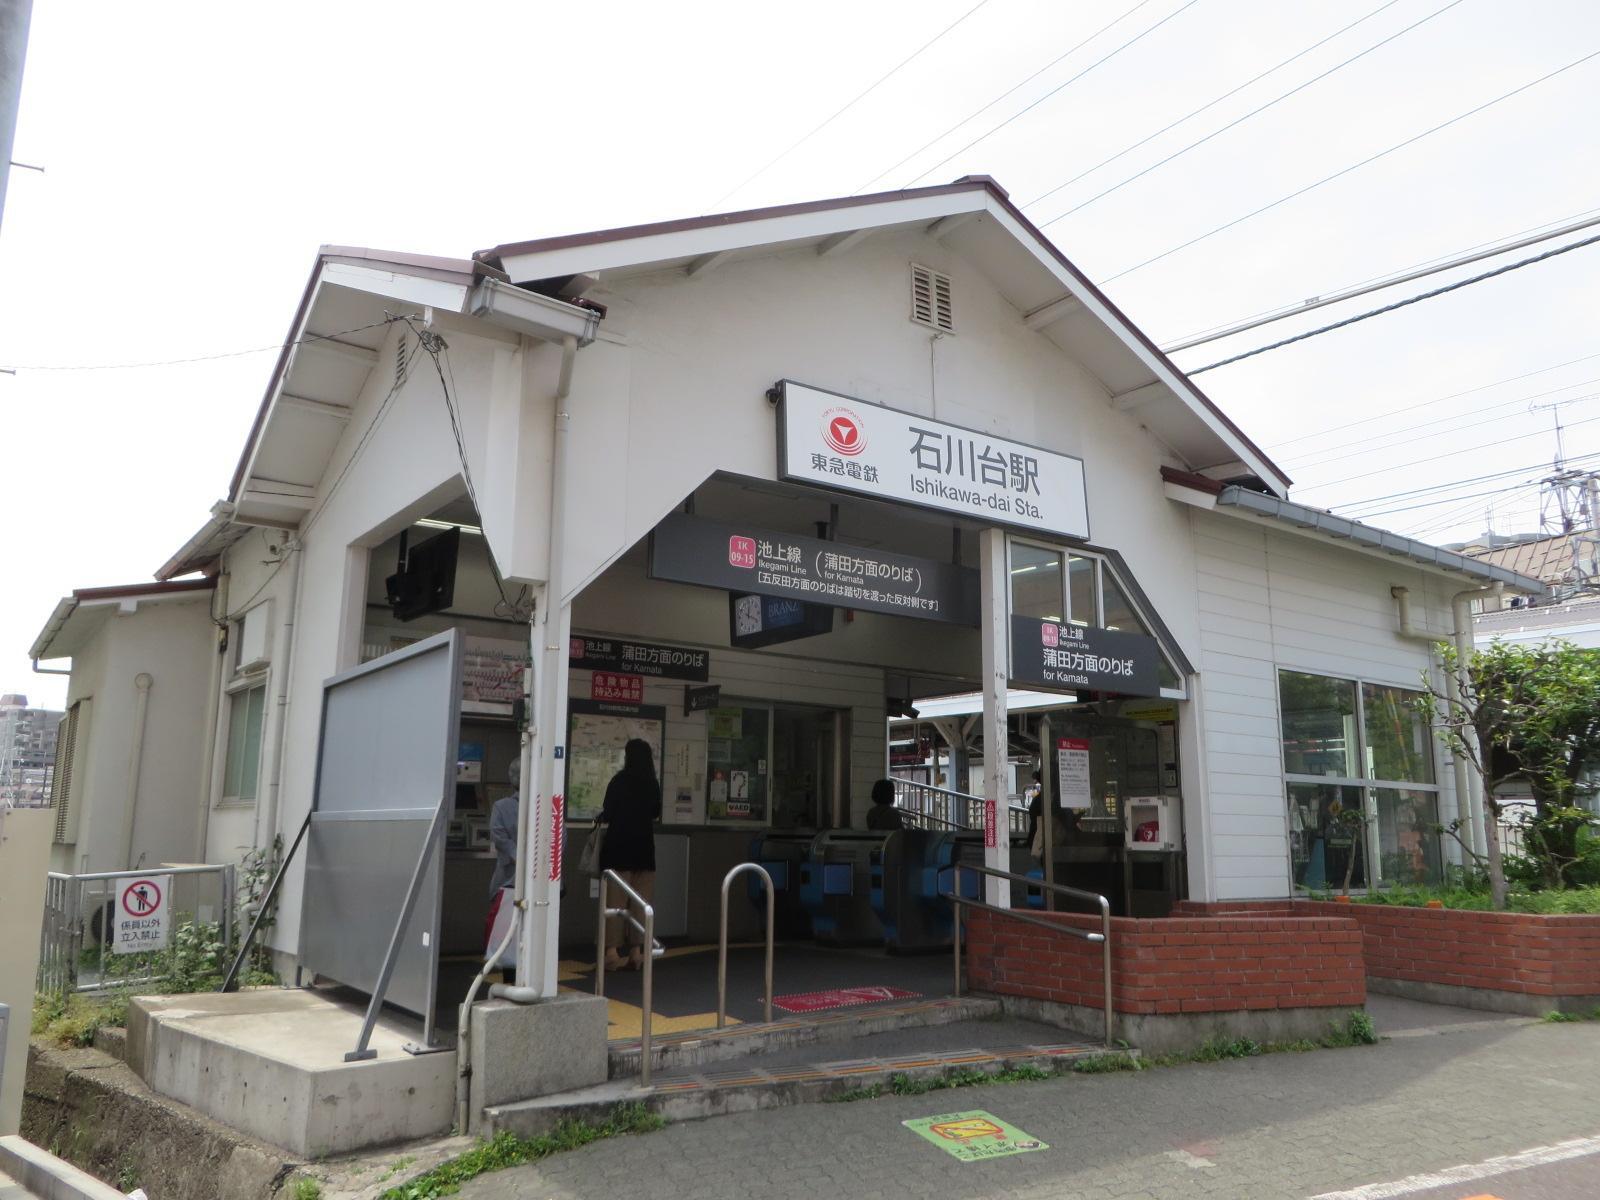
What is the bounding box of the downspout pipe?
[1391,583,1502,860]
[195,571,230,862]
[121,673,154,870]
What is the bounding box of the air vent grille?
[910,263,954,332]
[395,334,409,386]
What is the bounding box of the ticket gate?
[870,830,986,953]
[798,831,888,946]
[746,832,815,939]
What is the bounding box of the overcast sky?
[4,0,1598,707]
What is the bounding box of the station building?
[30,177,1543,1140]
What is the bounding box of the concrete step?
[606,994,1001,1076]
[0,1169,36,1200]
[491,1019,1115,1136]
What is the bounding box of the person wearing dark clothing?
[600,738,662,971]
[865,778,904,831]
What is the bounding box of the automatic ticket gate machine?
[870,830,987,953]
[798,831,887,946]
[746,832,816,939]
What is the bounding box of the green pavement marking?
[902,1111,1049,1163]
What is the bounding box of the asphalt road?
[459,1011,1600,1200]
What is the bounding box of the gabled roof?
[478,176,1291,496]
[30,579,215,662]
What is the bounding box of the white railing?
[39,864,236,994]
[891,779,1029,836]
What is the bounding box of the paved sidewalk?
[459,1010,1600,1200]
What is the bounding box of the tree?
[1419,640,1600,908]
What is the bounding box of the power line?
[1168,210,1600,356]
[1280,382,1600,470]
[1186,229,1600,374]
[901,0,1203,188]
[0,318,399,373]
[1359,479,1551,521]
[1162,202,1600,349]
[1272,349,1600,449]
[1333,452,1600,515]
[1101,47,1600,284]
[850,0,1158,195]
[1028,0,1436,216]
[1295,413,1600,494]
[706,0,995,211]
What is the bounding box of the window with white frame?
[1278,669,1441,891]
[1007,538,1186,696]
[221,684,266,804]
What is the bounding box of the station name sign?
[1009,614,1162,697]
[777,380,1089,540]
[649,512,980,626]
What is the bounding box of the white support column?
[978,529,1010,909]
[517,583,570,997]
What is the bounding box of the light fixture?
[414,518,483,536]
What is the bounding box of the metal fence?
[38,864,235,994]
[892,779,1029,837]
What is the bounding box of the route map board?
[565,699,665,822]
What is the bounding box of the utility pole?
[0,0,35,237]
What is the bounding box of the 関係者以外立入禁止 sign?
[1010,614,1162,697]
[777,381,1089,540]
[569,636,708,681]
[648,511,980,626]
[113,875,171,955]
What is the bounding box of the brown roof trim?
[993,199,1291,493]
[476,178,1003,266]
[476,176,1289,492]
[73,579,215,602]
[1159,465,1224,495]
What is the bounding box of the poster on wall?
[1056,737,1091,810]
[564,699,666,822]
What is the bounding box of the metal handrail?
[895,806,964,831]
[717,864,775,1028]
[947,862,1114,1047]
[596,869,656,1085]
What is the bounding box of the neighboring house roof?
[1161,468,1548,592]
[1462,529,1591,583]
[478,176,1291,497]
[30,579,215,662]
[1476,594,1600,640]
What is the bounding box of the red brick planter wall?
[1176,900,1600,999]
[965,908,1365,1016]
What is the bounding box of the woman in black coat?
[600,738,662,971]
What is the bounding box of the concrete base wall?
[23,1042,299,1200]
[0,1133,128,1200]
[128,992,453,1157]
[468,994,609,1132]
[989,994,1367,1056]
[1366,976,1600,1017]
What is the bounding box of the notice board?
[565,699,665,822]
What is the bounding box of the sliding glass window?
[1279,670,1441,891]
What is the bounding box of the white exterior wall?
[257,318,536,954]
[540,230,1205,652]
[51,596,214,874]
[1188,510,1461,899]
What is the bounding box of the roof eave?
[1212,486,1549,594]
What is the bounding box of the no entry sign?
[113,875,171,954]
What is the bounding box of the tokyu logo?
[821,407,866,457]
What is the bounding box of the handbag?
[578,820,606,875]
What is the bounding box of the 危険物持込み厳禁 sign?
[777,381,1088,540]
